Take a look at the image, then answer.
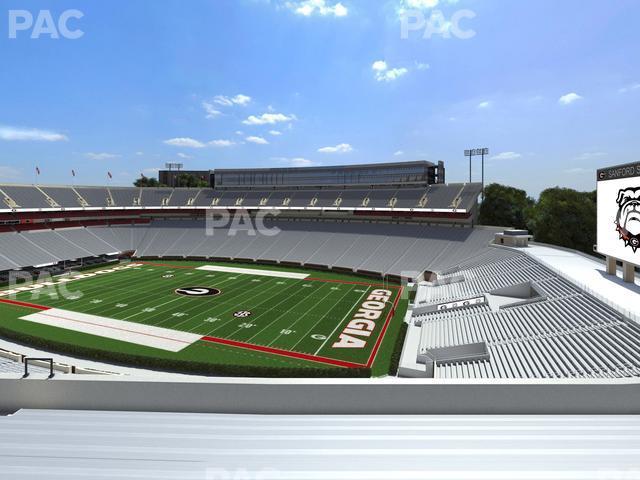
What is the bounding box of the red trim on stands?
[353,210,471,219]
[1,206,471,222]
[1,218,152,232]
[0,209,205,222]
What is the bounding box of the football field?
[0,261,406,375]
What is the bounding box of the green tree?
[174,173,208,188]
[478,183,534,229]
[134,176,161,187]
[527,187,597,255]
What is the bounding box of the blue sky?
[0,0,639,195]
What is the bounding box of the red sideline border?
[200,336,365,369]
[0,298,50,311]
[366,286,403,368]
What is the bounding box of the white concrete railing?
[1,376,640,414]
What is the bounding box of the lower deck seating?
[0,220,497,280]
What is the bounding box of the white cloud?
[394,150,404,156]
[209,139,236,147]
[143,167,160,175]
[164,137,237,149]
[0,166,21,180]
[231,94,251,105]
[0,126,68,142]
[477,101,491,109]
[372,60,387,72]
[415,61,430,71]
[288,0,348,17]
[213,94,252,106]
[177,152,192,159]
[275,157,320,167]
[163,137,206,148]
[85,152,121,160]
[135,151,144,156]
[242,113,296,125]
[269,130,283,136]
[574,151,606,161]
[202,102,222,119]
[246,136,269,145]
[558,92,583,105]
[564,167,590,174]
[490,151,521,161]
[405,0,440,8]
[377,68,408,82]
[619,83,640,94]
[318,143,353,154]
[371,60,408,82]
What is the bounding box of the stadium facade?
[158,160,446,188]
[0,160,640,414]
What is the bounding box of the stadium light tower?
[464,148,489,201]
[165,162,183,188]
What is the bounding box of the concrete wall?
[1,376,640,414]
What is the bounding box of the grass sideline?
[388,321,409,376]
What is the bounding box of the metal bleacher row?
[0,228,121,270]
[0,183,482,211]
[0,220,497,279]
[131,219,497,278]
[412,249,640,379]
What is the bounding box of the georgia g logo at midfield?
[175,287,221,297]
[615,187,640,253]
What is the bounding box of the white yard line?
[202,278,300,335]
[265,283,339,347]
[289,284,362,352]
[245,283,332,343]
[121,294,186,320]
[313,287,370,356]
[226,281,312,338]
[151,274,251,328]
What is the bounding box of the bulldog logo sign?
[615,187,640,252]
[597,161,640,265]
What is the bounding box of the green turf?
[0,260,406,376]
